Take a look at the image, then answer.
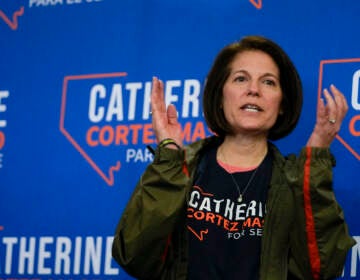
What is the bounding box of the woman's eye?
[263,79,276,86]
[234,76,247,82]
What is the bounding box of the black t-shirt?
[187,146,272,279]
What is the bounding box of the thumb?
[167,104,178,125]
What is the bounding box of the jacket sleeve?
[112,146,190,279]
[288,147,356,280]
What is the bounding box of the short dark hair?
[203,35,303,141]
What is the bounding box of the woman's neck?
[217,134,268,168]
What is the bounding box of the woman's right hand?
[151,77,183,149]
[306,84,348,148]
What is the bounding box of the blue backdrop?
[1,0,359,279]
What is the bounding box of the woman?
[112,36,355,279]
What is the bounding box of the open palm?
[151,77,183,148]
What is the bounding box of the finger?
[151,77,166,114]
[167,104,178,125]
[323,88,337,121]
[330,84,348,121]
[316,97,326,123]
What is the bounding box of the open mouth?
[240,104,263,112]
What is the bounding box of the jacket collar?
[185,136,286,170]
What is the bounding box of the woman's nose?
[247,81,260,96]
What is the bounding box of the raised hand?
[306,84,348,147]
[151,77,183,149]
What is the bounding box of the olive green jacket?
[112,137,355,279]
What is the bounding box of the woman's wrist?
[158,138,182,150]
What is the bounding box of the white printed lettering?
[19,237,36,274]
[105,84,124,122]
[182,79,201,117]
[126,82,142,120]
[0,90,9,128]
[37,237,53,274]
[351,236,360,277]
[104,237,119,275]
[165,80,180,108]
[84,237,102,275]
[89,84,106,122]
[55,237,71,274]
[352,70,360,110]
[3,237,17,274]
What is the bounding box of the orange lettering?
[0,131,5,149]
[223,218,230,230]
[215,214,224,226]
[242,217,252,228]
[230,222,239,232]
[86,126,100,147]
[181,122,192,142]
[349,115,360,136]
[85,121,208,147]
[129,124,142,144]
[143,123,155,144]
[191,121,206,142]
[187,207,194,218]
[115,125,129,145]
[194,210,205,220]
[205,212,215,223]
[252,217,262,228]
[99,125,114,146]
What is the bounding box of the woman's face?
[222,50,283,137]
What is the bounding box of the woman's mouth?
[240,104,263,112]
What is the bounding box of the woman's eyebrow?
[231,69,279,80]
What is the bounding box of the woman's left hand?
[306,84,348,147]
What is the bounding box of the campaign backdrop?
[1,0,359,279]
